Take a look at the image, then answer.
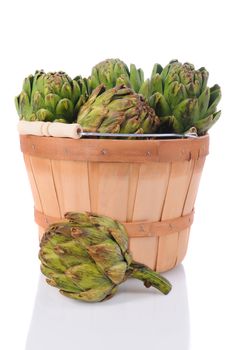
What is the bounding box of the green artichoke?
[148,60,221,135]
[39,212,172,302]
[77,84,160,134]
[90,58,145,93]
[15,70,89,122]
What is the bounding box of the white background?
[0,1,231,349]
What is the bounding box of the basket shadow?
[25,264,189,350]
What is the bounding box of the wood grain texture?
[51,160,91,215]
[174,156,206,267]
[183,157,206,215]
[29,157,61,218]
[88,162,130,221]
[156,160,195,271]
[129,163,171,269]
[126,164,140,221]
[20,134,209,162]
[23,155,43,212]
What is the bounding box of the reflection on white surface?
[25,265,189,350]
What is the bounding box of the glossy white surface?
[26,267,189,350]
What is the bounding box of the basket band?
[20,135,209,163]
[34,208,194,237]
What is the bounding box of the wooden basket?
[20,134,209,272]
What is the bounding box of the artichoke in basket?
[15,70,90,122]
[77,84,160,134]
[148,60,221,135]
[39,212,172,302]
[90,58,145,93]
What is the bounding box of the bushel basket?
[20,134,209,272]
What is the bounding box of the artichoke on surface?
[148,60,221,135]
[77,84,160,134]
[89,58,145,94]
[15,70,89,123]
[39,212,172,302]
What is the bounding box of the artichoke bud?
[150,73,163,95]
[22,75,33,98]
[194,70,203,90]
[108,97,135,112]
[152,92,171,117]
[129,63,141,93]
[16,70,87,123]
[141,116,154,133]
[18,92,33,120]
[179,70,193,86]
[79,79,88,99]
[77,85,158,135]
[209,84,221,105]
[116,74,131,88]
[72,79,81,103]
[89,68,100,89]
[137,68,145,84]
[139,79,151,100]
[115,86,133,97]
[39,212,172,302]
[165,82,187,110]
[32,91,44,110]
[206,85,221,116]
[151,63,163,77]
[120,117,142,134]
[44,93,60,112]
[198,87,210,117]
[160,62,172,80]
[199,67,209,91]
[53,118,67,123]
[98,68,108,87]
[114,61,129,78]
[19,90,29,106]
[105,70,114,88]
[90,59,129,90]
[173,98,198,131]
[194,110,221,135]
[164,73,179,93]
[74,95,86,115]
[98,114,124,133]
[34,74,45,94]
[55,99,74,122]
[61,82,72,100]
[29,113,37,121]
[82,78,91,96]
[186,81,200,98]
[36,108,53,121]
[41,265,80,292]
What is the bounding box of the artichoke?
[39,212,172,302]
[77,84,160,134]
[90,58,145,93]
[15,70,89,122]
[148,60,221,135]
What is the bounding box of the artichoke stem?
[129,261,172,295]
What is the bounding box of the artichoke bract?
[149,60,221,135]
[77,84,160,134]
[15,70,89,123]
[90,58,145,94]
[39,212,172,302]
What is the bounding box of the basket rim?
[20,134,209,163]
